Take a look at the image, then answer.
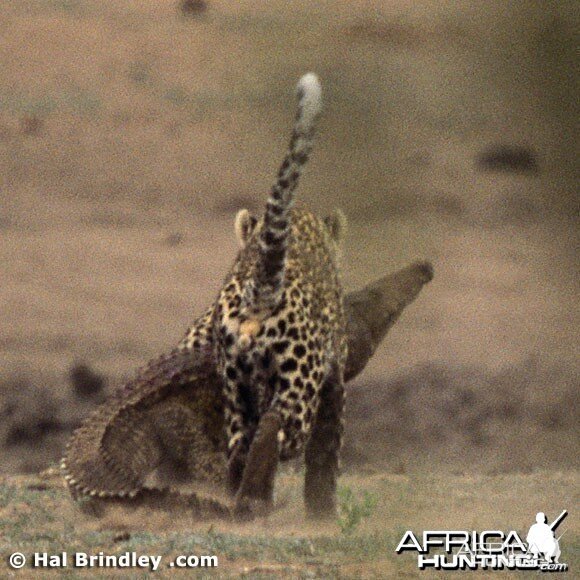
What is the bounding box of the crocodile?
[61,262,432,518]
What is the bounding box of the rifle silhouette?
[549,510,568,532]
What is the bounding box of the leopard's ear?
[324,209,347,244]
[234,209,257,248]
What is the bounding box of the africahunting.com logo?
[396,510,568,572]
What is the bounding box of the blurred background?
[0,1,577,475]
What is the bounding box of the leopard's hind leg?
[304,366,345,519]
[233,410,281,519]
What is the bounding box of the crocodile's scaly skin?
[61,347,225,497]
[61,262,433,516]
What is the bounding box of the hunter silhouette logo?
[526,511,566,566]
[396,509,569,572]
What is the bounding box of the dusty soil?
[0,2,577,574]
[0,469,578,578]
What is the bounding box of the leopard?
[61,259,434,515]
[60,69,435,519]
[219,73,348,518]
[180,73,348,519]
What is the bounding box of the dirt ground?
[0,0,578,576]
[0,469,578,578]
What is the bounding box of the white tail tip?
[296,72,322,126]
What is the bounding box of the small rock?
[476,145,539,173]
[20,115,43,136]
[70,363,106,398]
[112,531,131,543]
[165,232,184,246]
[179,0,208,16]
[0,378,61,447]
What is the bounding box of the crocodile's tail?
[252,73,322,311]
